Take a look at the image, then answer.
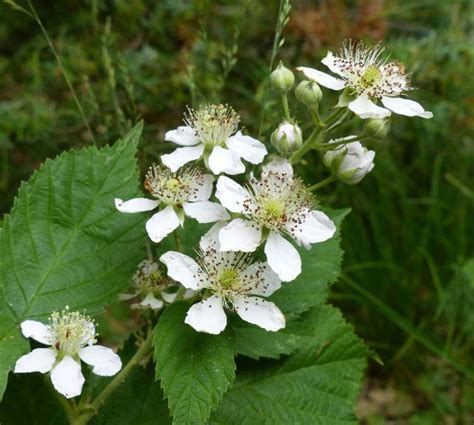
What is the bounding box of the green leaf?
[154,303,236,425]
[0,123,146,399]
[211,305,367,425]
[270,208,350,314]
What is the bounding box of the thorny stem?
[314,136,368,151]
[308,175,337,191]
[26,0,97,145]
[73,331,154,425]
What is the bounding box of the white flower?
[161,104,267,175]
[119,260,186,310]
[215,158,336,282]
[160,224,285,335]
[297,40,433,119]
[14,308,121,399]
[115,165,229,243]
[324,138,375,184]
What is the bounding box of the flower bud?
[323,141,375,185]
[270,62,294,94]
[295,81,322,106]
[364,118,390,139]
[271,121,302,156]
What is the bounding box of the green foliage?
[0,123,146,399]
[154,303,236,425]
[210,305,367,425]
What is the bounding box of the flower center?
[360,65,382,87]
[218,268,241,291]
[165,178,181,193]
[184,104,240,146]
[263,199,286,221]
[48,308,96,356]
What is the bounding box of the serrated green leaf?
[270,208,349,314]
[0,123,146,399]
[154,303,236,425]
[210,305,367,425]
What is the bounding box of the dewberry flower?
[160,224,285,335]
[161,104,267,175]
[115,165,229,243]
[215,158,336,282]
[120,260,186,310]
[14,308,121,399]
[297,40,433,119]
[324,139,375,184]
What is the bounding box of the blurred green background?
[0,0,473,423]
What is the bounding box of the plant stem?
[74,331,154,424]
[307,175,337,191]
[281,93,291,121]
[26,0,97,145]
[173,230,181,251]
[289,130,323,164]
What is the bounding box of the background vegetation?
[0,0,472,423]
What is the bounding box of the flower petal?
[348,94,391,119]
[381,96,433,119]
[208,146,245,175]
[215,176,249,213]
[321,51,345,76]
[165,126,199,146]
[14,348,56,374]
[219,219,262,252]
[288,210,336,248]
[296,66,346,90]
[140,292,164,310]
[50,355,85,399]
[264,231,301,282]
[262,156,293,177]
[114,198,159,213]
[145,205,180,243]
[183,201,230,224]
[20,320,51,345]
[199,222,226,251]
[233,296,285,332]
[241,262,282,296]
[184,295,227,335]
[79,345,122,377]
[188,174,214,202]
[225,131,267,165]
[161,144,205,172]
[160,251,206,290]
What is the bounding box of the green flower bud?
[364,118,390,139]
[337,87,356,107]
[295,80,322,106]
[270,62,294,94]
[271,121,302,156]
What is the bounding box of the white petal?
[50,356,85,399]
[199,222,227,251]
[161,291,178,303]
[241,262,281,296]
[321,51,345,76]
[215,176,249,213]
[119,292,138,301]
[161,144,205,172]
[188,174,214,202]
[225,131,267,165]
[183,201,230,224]
[288,210,336,247]
[145,205,180,243]
[219,219,262,252]
[381,96,433,119]
[264,231,301,282]
[160,251,205,290]
[20,320,51,345]
[262,156,293,177]
[140,292,164,310]
[14,348,56,373]
[79,345,122,377]
[348,94,391,119]
[233,296,285,332]
[165,126,199,146]
[296,66,346,90]
[208,146,245,175]
[184,295,227,335]
[114,198,159,213]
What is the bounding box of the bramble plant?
[0,4,433,422]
